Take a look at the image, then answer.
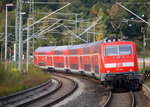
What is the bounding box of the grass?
[139,66,150,74]
[139,66,150,89]
[0,62,50,97]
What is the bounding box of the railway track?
[16,74,78,107]
[0,74,77,107]
[0,79,52,107]
[49,71,100,83]
[103,90,135,107]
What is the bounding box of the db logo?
[117,63,122,67]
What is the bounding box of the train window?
[105,46,118,56]
[105,45,132,56]
[119,45,132,55]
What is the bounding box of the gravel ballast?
[53,76,109,107]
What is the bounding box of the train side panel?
[69,56,79,71]
[53,56,65,69]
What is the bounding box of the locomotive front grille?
[105,73,134,81]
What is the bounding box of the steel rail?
[0,79,52,107]
[16,74,78,107]
[102,90,112,107]
[50,71,100,83]
[102,90,135,107]
[44,74,78,106]
[16,77,62,107]
[130,90,136,107]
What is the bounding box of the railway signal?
[141,14,148,33]
[141,14,148,74]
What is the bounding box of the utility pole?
[29,0,35,54]
[15,1,70,72]
[5,3,13,70]
[26,18,33,73]
[143,32,146,72]
[141,14,148,73]
[15,0,22,65]
[18,12,25,72]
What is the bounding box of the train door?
[80,56,83,70]
[47,56,52,67]
[93,54,99,74]
[52,56,54,67]
[65,56,69,69]
[84,56,91,72]
[91,55,94,72]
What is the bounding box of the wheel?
[47,67,52,72]
[80,71,85,76]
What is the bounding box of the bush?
[0,63,50,97]
[139,66,150,74]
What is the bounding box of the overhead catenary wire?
[23,24,64,44]
[23,20,61,44]
[63,25,87,43]
[26,3,71,28]
[37,24,63,38]
[117,2,150,26]
[0,34,12,41]
[78,17,102,37]
[21,1,69,5]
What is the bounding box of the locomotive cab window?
[105,45,132,56]
[119,45,132,55]
[105,46,118,56]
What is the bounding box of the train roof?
[53,45,71,50]
[35,39,105,53]
[69,44,86,49]
[35,45,72,52]
[35,46,56,52]
[34,36,131,53]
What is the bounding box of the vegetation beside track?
[139,66,150,74]
[0,63,50,97]
[139,66,150,88]
[145,81,150,89]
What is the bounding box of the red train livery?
[34,37,140,90]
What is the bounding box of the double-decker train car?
[34,36,140,90]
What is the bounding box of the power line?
[21,1,69,5]
[120,2,150,5]
[117,2,150,26]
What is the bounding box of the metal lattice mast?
[26,0,34,72]
[15,0,22,67]
[18,12,25,72]
[29,0,35,54]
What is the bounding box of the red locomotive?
[34,36,140,90]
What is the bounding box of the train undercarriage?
[103,73,140,90]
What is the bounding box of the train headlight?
[129,69,133,72]
[107,70,110,73]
